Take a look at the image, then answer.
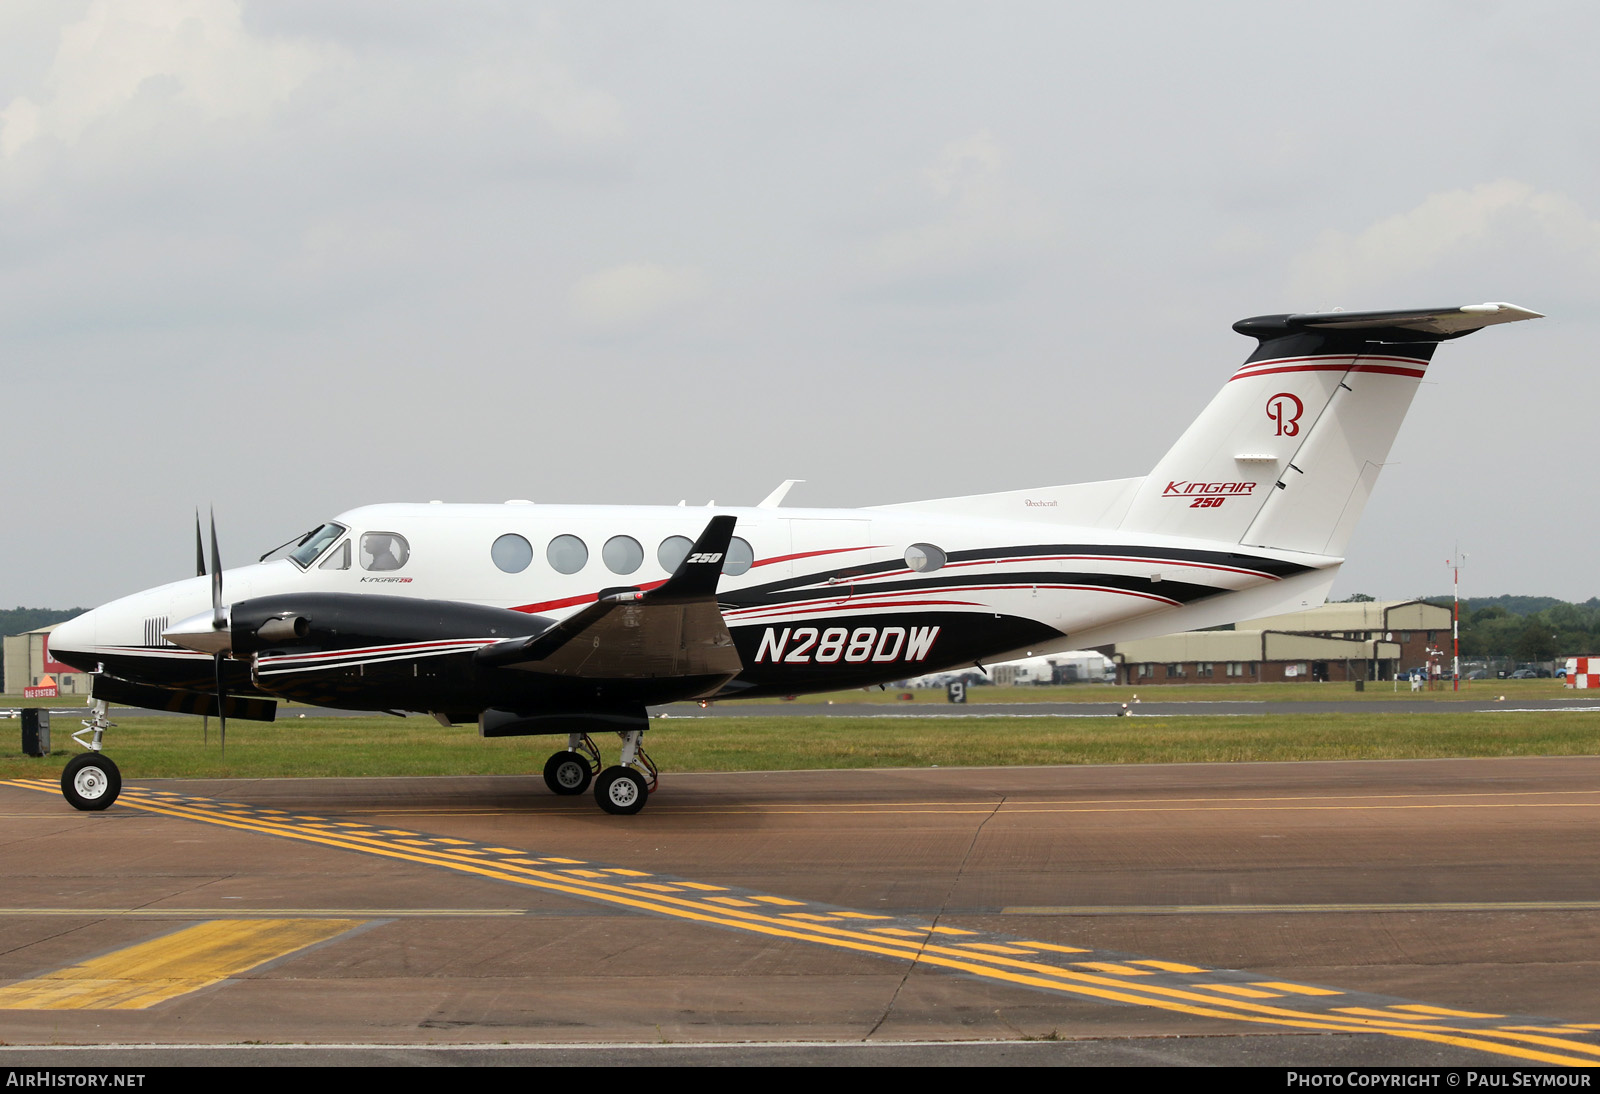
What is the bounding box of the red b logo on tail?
[1266,392,1303,437]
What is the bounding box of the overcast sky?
[3,0,1595,608]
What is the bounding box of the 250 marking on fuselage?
[753,625,940,664]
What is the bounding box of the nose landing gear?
[62,699,121,811]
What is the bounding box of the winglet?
[649,515,737,601]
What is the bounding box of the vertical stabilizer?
[1118,304,1540,554]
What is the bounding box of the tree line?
[1454,596,1600,662]
[1349,594,1600,662]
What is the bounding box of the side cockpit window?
[361,532,410,572]
[288,523,347,569]
[318,540,351,570]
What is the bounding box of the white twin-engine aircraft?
[49,303,1540,814]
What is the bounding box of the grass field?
[769,678,1574,704]
[0,678,1569,715]
[3,701,1597,784]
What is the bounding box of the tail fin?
[1117,303,1540,555]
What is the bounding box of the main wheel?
[61,753,121,812]
[594,765,649,816]
[543,750,593,796]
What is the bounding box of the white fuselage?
[52,498,1338,693]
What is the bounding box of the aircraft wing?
[474,515,743,680]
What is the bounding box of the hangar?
[1101,599,1453,685]
[3,624,92,698]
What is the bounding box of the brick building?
[1101,599,1451,685]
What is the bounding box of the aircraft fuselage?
[49,500,1330,713]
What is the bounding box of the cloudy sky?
[3,0,1594,608]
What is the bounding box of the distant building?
[906,650,1113,688]
[4,624,92,697]
[986,651,1112,686]
[1099,599,1452,684]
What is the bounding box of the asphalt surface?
[2,756,1598,1067]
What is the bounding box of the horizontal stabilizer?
[1234,302,1542,343]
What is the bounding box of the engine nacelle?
[227,593,552,656]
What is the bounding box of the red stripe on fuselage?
[509,547,878,614]
[727,582,1182,620]
[734,598,985,621]
[832,554,1278,585]
[512,579,663,615]
[750,546,880,569]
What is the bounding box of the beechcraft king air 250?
[47,303,1540,814]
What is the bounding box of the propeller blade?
[210,509,224,631]
[210,509,227,756]
[214,651,227,758]
[195,510,206,578]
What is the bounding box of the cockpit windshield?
[286,523,347,568]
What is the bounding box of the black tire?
[594,766,649,816]
[543,750,593,796]
[61,753,121,812]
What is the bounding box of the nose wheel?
[62,753,121,811]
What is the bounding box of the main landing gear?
[62,700,121,812]
[541,729,658,815]
[542,732,601,795]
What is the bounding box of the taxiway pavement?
[1,756,1598,1066]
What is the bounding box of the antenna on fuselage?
[757,480,804,508]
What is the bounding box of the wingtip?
[1462,302,1544,321]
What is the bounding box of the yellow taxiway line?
[5,778,1598,1065]
[0,918,360,1010]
